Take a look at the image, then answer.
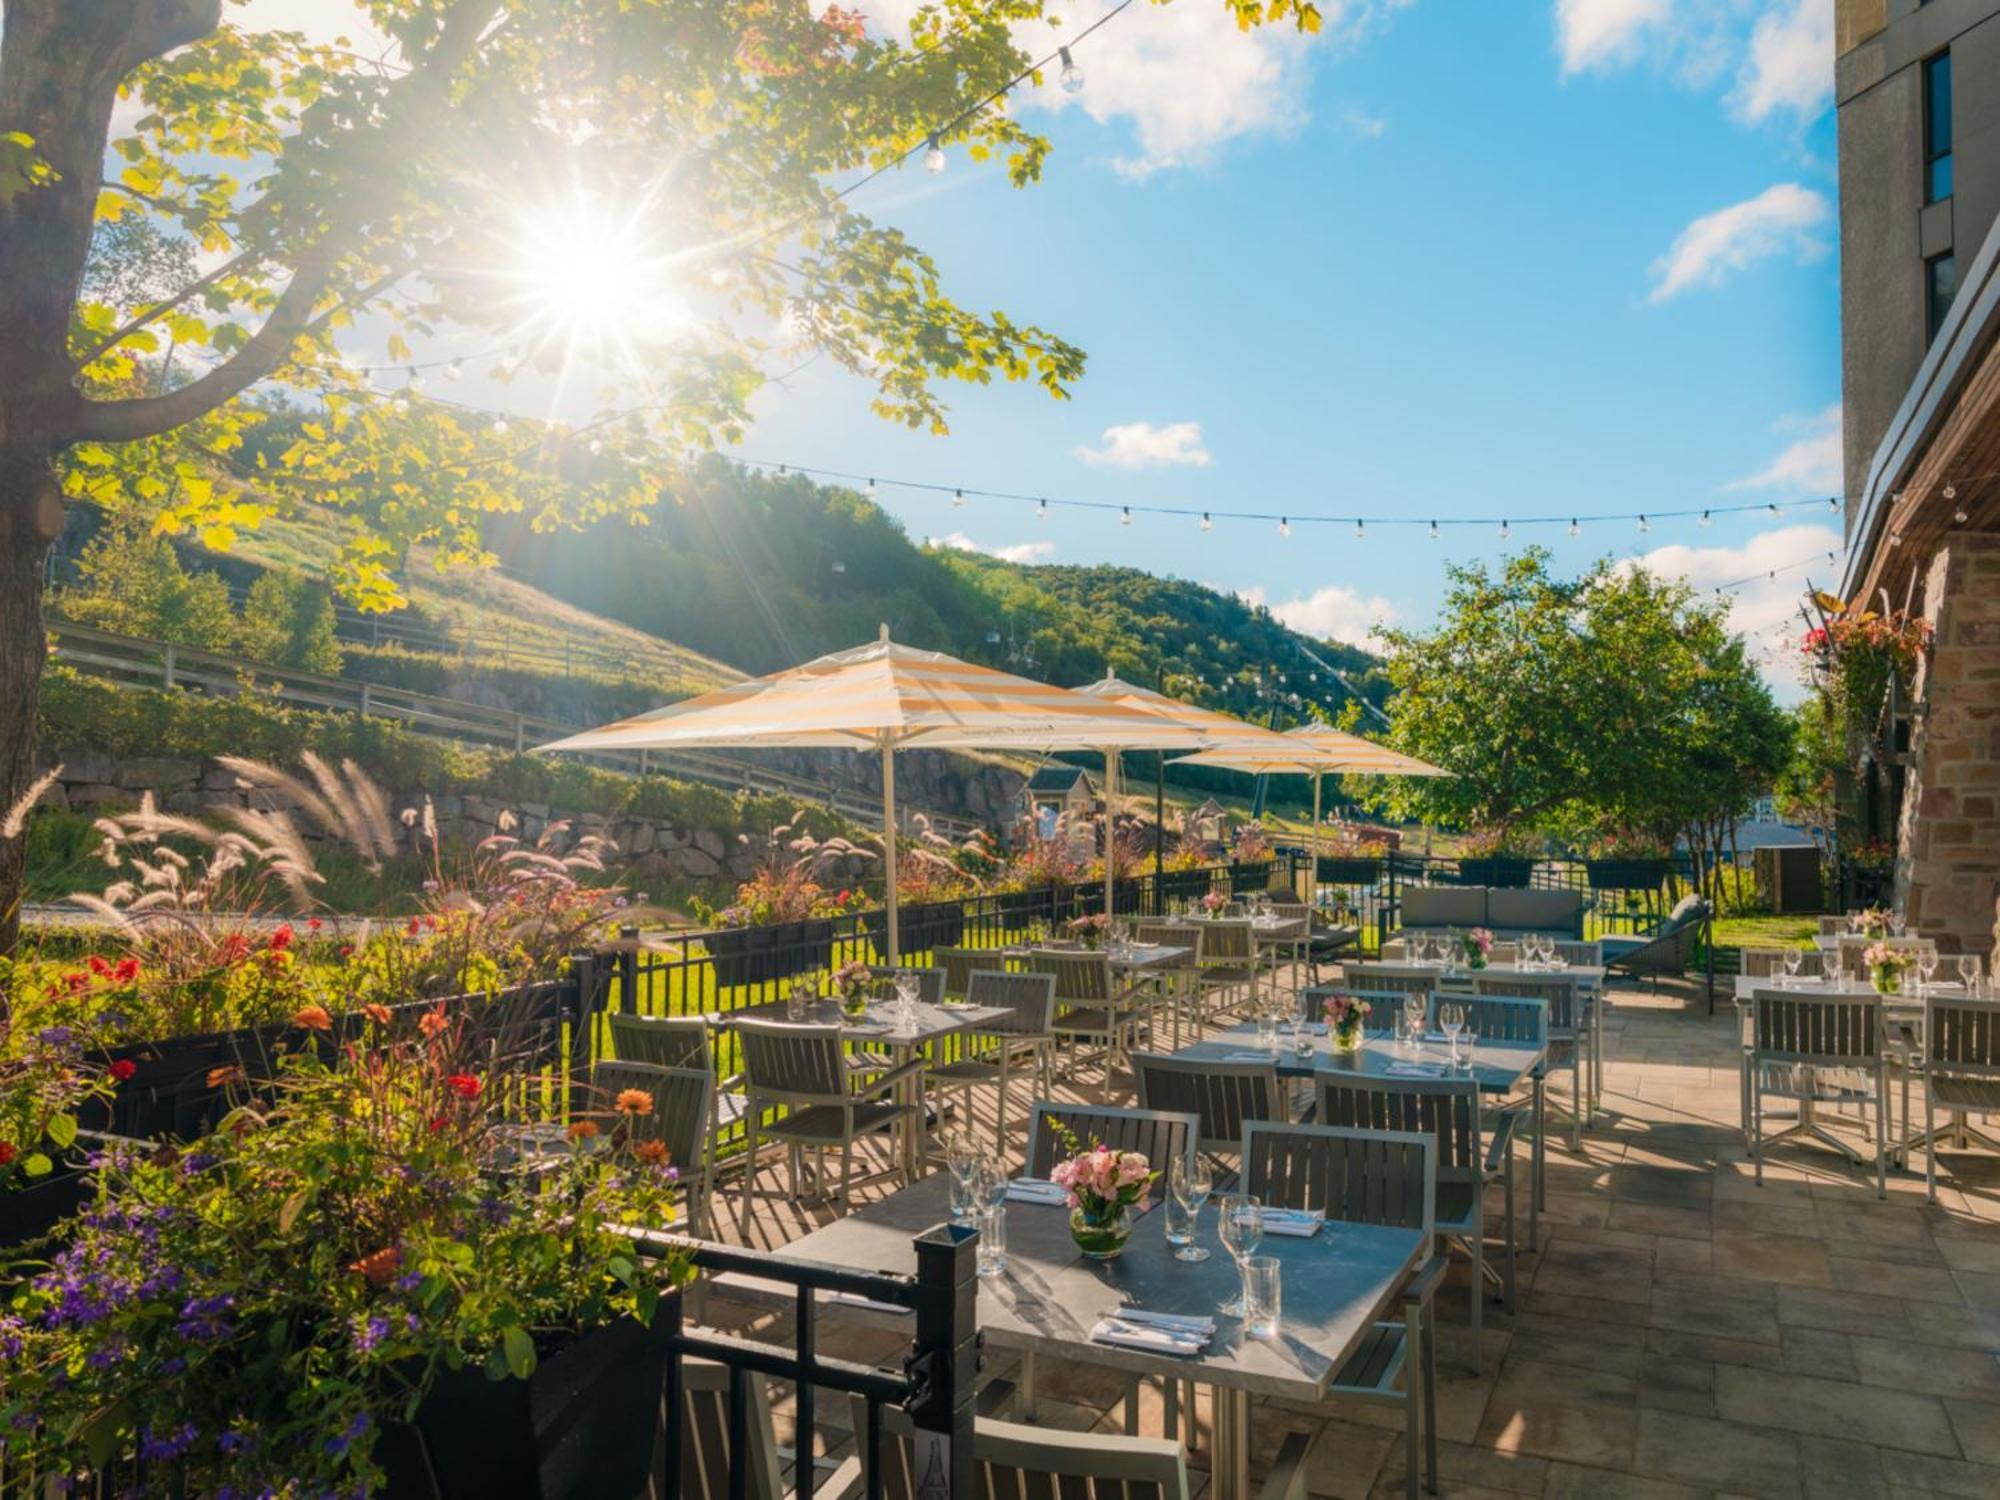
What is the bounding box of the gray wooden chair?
[1748,989,1888,1197]
[1474,973,1585,1150]
[1315,1072,1516,1374]
[1921,994,2000,1200]
[1029,949,1146,1099]
[680,1359,862,1500]
[588,1060,716,1236]
[1242,1121,1441,1499]
[1132,1050,1289,1162]
[734,1019,924,1219]
[1548,938,1601,968]
[608,1012,748,1203]
[1023,1099,1199,1181]
[1818,914,1850,937]
[930,946,987,999]
[923,969,1057,1161]
[1133,920,1205,1047]
[1739,946,1799,980]
[1342,964,1441,1004]
[1196,919,1263,1019]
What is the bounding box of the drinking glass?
[1438,1001,1466,1067]
[1164,1192,1196,1253]
[1290,1017,1315,1062]
[978,1159,1010,1219]
[1958,954,1983,995]
[1169,1155,1213,1263]
[1404,994,1428,1048]
[1890,912,1908,938]
[1919,951,1939,995]
[1821,950,1843,986]
[1243,1256,1282,1340]
[784,982,808,1022]
[1455,1030,1477,1074]
[1255,1007,1280,1053]
[1782,949,1803,987]
[976,1205,1007,1278]
[1217,1194,1263,1316]
[945,1136,983,1224]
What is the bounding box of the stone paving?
[707,977,2000,1498]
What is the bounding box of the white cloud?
[1625,523,1845,689]
[1555,0,1672,75]
[1730,405,1843,494]
[1239,583,1398,651]
[1340,106,1389,139]
[934,532,1056,565]
[1074,420,1212,470]
[1647,182,1831,302]
[1730,0,1833,124]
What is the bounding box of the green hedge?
[35,666,850,842]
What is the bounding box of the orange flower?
[206,1064,247,1089]
[361,1003,393,1026]
[614,1088,654,1117]
[444,1074,481,1101]
[418,1009,449,1040]
[567,1120,600,1142]
[349,1247,402,1287]
[291,1004,333,1031]
[633,1138,669,1165]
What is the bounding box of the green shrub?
[235,571,343,674]
[60,520,235,650]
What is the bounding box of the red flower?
[444,1074,482,1101]
[0,1142,16,1167]
[108,1059,138,1083]
[112,957,139,983]
[268,924,294,952]
[338,945,354,960]
[87,954,112,977]
[62,971,89,994]
[405,917,422,937]
[306,917,323,932]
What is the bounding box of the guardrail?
[44,619,974,838]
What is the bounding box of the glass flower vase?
[1070,1202,1132,1260]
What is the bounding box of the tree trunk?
[0,447,60,958]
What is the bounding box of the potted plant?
[0,1004,691,1497]
[1065,913,1113,951]
[1584,831,1674,893]
[698,818,871,987]
[0,1008,132,1250]
[1850,905,1892,940]
[1457,828,1537,888]
[1322,993,1372,1052]
[1457,927,1495,971]
[1316,832,1388,887]
[1228,824,1274,892]
[1863,941,1913,996]
[827,959,875,1020]
[1044,1117,1157,1261]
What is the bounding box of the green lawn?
[1712,914,1820,949]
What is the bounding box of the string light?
[1277,517,1291,538]
[923,136,946,174]
[1767,501,1781,515]
[1429,520,1439,540]
[1058,46,1084,94]
[1120,505,1132,526]
[1568,519,1579,537]
[1637,514,1651,533]
[1353,519,1365,539]
[491,417,508,435]
[1199,512,1213,531]
[443,358,463,382]
[1498,519,1510,541]
[866,477,878,498]
[953,488,966,508]
[1036,498,1049,520]
[1699,510,1711,527]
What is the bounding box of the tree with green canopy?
[0,0,1323,950]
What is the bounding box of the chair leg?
[738,1116,760,1231]
[1875,1068,1887,1201]
[1403,1381,1420,1500]
[1468,1234,1484,1375]
[996,1055,1011,1162]
[1926,1093,1938,1203]
[1123,1375,1141,1436]
[1422,1300,1440,1494]
[1753,1082,1764,1186]
[840,1138,854,1208]
[1569,1060,1582,1153]
[1502,1170,1517,1314]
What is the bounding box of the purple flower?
[178,1152,220,1178]
[175,1293,235,1342]
[36,1025,74,1047]
[351,1314,393,1354]
[217,1428,258,1455]
[323,1410,371,1456]
[137,1422,197,1461]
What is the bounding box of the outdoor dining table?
[715,999,1010,1180]
[1177,1021,1550,1251]
[708,1169,1425,1500]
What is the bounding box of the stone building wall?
[1895,535,2000,958]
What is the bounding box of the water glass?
[1255,1010,1280,1053]
[1169,1156,1213,1263]
[1782,949,1803,987]
[1958,954,1983,995]
[1164,1192,1196,1252]
[1243,1256,1282,1340]
[1404,994,1427,1047]
[1890,911,1908,938]
[1455,1031,1477,1074]
[784,984,808,1022]
[945,1137,983,1224]
[976,1206,1007,1278]
[1821,950,1843,987]
[1217,1194,1263,1316]
[1438,1001,1467,1066]
[1290,1018,1315,1061]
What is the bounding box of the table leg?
[1212,1385,1250,1499]
[1531,1073,1545,1253]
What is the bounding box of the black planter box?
[995,888,1055,932]
[1157,869,1215,907]
[1229,861,1275,895]
[0,1161,91,1251]
[858,901,969,959]
[1315,856,1383,886]
[1585,858,1672,892]
[379,1315,669,1500]
[705,920,834,990]
[1458,857,1535,888]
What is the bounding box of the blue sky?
[240,0,1846,690]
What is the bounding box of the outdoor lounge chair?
[1600,894,1714,1010]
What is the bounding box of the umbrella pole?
[1104,748,1120,927]
[882,742,900,966]
[1311,772,1322,908]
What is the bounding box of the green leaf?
[501,1326,537,1380]
[277,1187,308,1234]
[22,1152,53,1178]
[45,1112,78,1149]
[79,1400,131,1470]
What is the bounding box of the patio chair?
[1196,919,1263,1020]
[1029,949,1147,1099]
[1473,974,1585,1151]
[1834,934,1936,976]
[923,969,1057,1160]
[681,1358,862,1500]
[587,1061,716,1236]
[734,1019,924,1219]
[607,1013,749,1198]
[929,946,998,999]
[1132,1050,1289,1163]
[1818,915,1850,937]
[1601,895,1714,1010]
[1340,965,1442,1007]
[1023,1099,1199,1180]
[1747,989,1888,1197]
[1241,1121,1441,1499]
[1739,947,1799,980]
[867,965,946,1006]
[1920,994,2000,1201]
[1548,939,1602,968]
[1315,1072,1517,1374]
[1133,920,1205,1046]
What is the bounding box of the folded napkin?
[1220,1050,1279,1063]
[1300,1022,1330,1036]
[1113,1308,1217,1336]
[1089,1317,1208,1356]
[1005,1178,1070,1206]
[1257,1208,1324,1238]
[824,1290,912,1316]
[1386,1062,1447,1078]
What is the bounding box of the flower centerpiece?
[1459,927,1495,970]
[1198,890,1229,917]
[828,959,874,1019]
[1851,906,1892,940]
[0,1006,689,1495]
[1066,912,1113,950]
[1044,1117,1156,1260]
[1863,941,1913,996]
[1323,993,1372,1052]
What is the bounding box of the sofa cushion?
[1402,887,1488,930]
[1486,887,1584,938]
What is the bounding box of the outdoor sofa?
[1398,885,1585,940]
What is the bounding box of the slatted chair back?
[1926,995,2000,1077]
[1740,947,1797,979]
[1335,987,1427,1029]
[861,1407,1190,1500]
[1029,949,1113,1007]
[1835,934,1935,971]
[1457,994,1547,1048]
[868,965,945,1007]
[931,946,986,998]
[1024,1100,1199,1180]
[1132,921,1204,964]
[1473,973,1581,1032]
[965,969,1058,1036]
[679,1359,787,1500]
[588,1061,712,1180]
[1820,915,1852,937]
[607,1012,711,1070]
[1199,920,1255,964]
[1342,965,1439,1002]
[1131,1052,1286,1157]
[1549,939,1602,968]
[1314,1073,1483,1187]
[1750,990,1883,1065]
[1241,1121,1435,1246]
[733,1019,847,1104]
[1486,941,1522,967]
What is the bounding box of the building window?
[1928,252,1959,340]
[1924,51,1953,202]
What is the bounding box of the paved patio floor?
[703,977,2000,1498]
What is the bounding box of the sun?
[491,183,691,367]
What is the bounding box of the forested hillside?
[501,462,1389,725]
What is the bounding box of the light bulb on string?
[1827,495,1839,510]
[588,437,603,455]
[491,417,509,436]
[1429,520,1439,540]
[1354,519,1365,540]
[1120,506,1133,527]
[1768,501,1781,515]
[1199,512,1212,532]
[1699,510,1711,527]
[1036,498,1049,521]
[923,136,946,174]
[1498,520,1510,541]
[1277,517,1291,538]
[443,358,464,382]
[1637,514,1651,534]
[865,477,878,498]
[1568,519,1580,537]
[952,488,966,508]
[1944,483,1958,499]
[1058,46,1084,94]
[405,366,423,394]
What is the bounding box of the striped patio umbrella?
[536,628,1217,961]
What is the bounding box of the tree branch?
[71,246,266,371]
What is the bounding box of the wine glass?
[1782,949,1803,987]
[1890,911,1908,938]
[1403,993,1428,1048]
[1217,1193,1263,1316]
[946,1135,984,1223]
[1169,1155,1213,1263]
[1958,953,1982,995]
[1918,950,1939,995]
[977,1158,1010,1219]
[1438,1001,1467,1066]
[1822,949,1843,987]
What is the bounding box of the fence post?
[162,641,176,690]
[569,950,601,1117]
[655,1277,686,1498]
[907,1224,978,1500]
[513,712,527,753]
[358,682,373,719]
[618,924,641,1017]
